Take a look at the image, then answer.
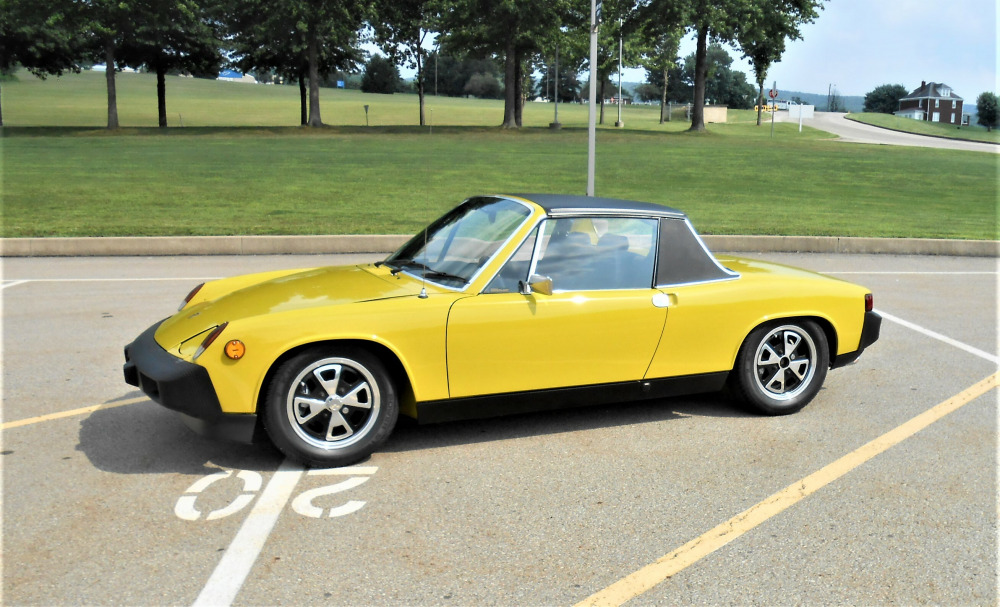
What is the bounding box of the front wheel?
[731,320,829,415]
[263,347,398,467]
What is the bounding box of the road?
[2,253,997,606]
[781,111,1000,153]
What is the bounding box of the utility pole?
[615,17,623,128]
[587,0,600,196]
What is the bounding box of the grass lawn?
[1,72,996,241]
[846,112,1000,144]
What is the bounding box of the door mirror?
[519,274,553,296]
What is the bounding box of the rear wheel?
[731,320,829,415]
[263,347,398,467]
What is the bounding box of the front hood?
[156,265,418,353]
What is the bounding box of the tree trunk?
[514,56,523,128]
[306,28,323,127]
[156,67,168,128]
[688,25,708,132]
[105,42,119,129]
[298,70,307,125]
[756,81,764,126]
[416,47,425,127]
[1,80,5,126]
[599,77,605,125]
[501,37,517,128]
[660,67,668,123]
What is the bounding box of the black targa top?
[504,193,735,287]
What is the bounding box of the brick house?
[894,81,964,124]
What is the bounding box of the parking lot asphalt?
[2,252,997,606]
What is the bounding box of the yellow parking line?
[575,371,999,607]
[1,397,149,430]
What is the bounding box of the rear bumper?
[831,310,882,369]
[124,320,257,443]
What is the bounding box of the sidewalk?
[2,234,997,257]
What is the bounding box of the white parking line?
[878,309,998,364]
[191,459,304,607]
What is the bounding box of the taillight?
[193,322,228,361]
[179,283,205,311]
[865,293,874,312]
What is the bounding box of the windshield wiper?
[389,259,467,283]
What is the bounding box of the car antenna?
[418,227,428,299]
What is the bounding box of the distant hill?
[780,90,864,113]
[620,82,865,112]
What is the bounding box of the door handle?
[652,293,675,308]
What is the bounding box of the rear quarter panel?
[645,257,869,379]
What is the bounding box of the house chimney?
[921,80,926,88]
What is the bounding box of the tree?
[225,0,366,127]
[977,92,999,131]
[361,55,400,94]
[738,0,822,125]
[644,0,821,131]
[0,0,83,125]
[639,25,682,123]
[680,43,755,109]
[440,0,576,128]
[863,84,908,114]
[80,0,146,129]
[129,0,221,127]
[371,0,438,125]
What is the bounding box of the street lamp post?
[550,41,561,130]
[587,0,600,196]
[615,17,623,128]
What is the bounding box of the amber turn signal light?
[224,340,246,360]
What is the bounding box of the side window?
[534,217,657,291]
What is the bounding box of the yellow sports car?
[124,194,880,467]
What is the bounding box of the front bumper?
[831,310,882,369]
[123,320,257,443]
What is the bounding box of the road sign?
[768,88,778,99]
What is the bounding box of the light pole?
[615,17,623,128]
[587,0,600,196]
[550,41,562,130]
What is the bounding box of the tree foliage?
[976,92,999,132]
[738,0,821,125]
[863,84,908,114]
[440,0,578,128]
[370,0,439,125]
[361,55,401,94]
[224,0,366,127]
[0,0,83,125]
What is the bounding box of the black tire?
[731,320,829,416]
[262,346,398,467]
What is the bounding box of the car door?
[446,216,667,398]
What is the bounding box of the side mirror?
[519,274,553,296]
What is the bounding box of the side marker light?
[224,340,246,360]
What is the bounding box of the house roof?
[902,82,963,101]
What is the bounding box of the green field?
[1,71,996,240]
[847,112,1000,144]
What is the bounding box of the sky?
[622,0,997,98]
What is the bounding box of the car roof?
[508,194,687,219]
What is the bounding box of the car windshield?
[383,197,532,288]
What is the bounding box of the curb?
[843,114,1000,146]
[1,235,997,257]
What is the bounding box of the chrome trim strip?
[655,275,740,289]
[684,218,740,278]
[548,208,686,219]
